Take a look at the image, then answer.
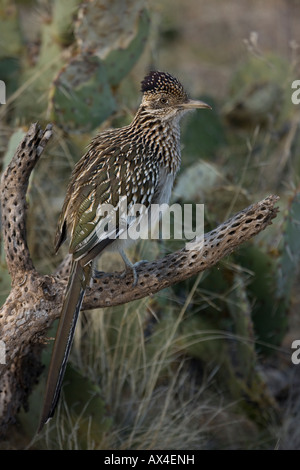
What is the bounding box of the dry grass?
[1,0,300,450]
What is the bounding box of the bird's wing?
[55,136,159,262]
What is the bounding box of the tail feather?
[38,260,90,432]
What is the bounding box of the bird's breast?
[152,168,175,206]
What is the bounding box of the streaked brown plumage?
[38,71,211,431]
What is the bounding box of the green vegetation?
[1,0,300,450]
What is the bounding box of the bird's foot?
[120,259,148,287]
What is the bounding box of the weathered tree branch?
[0,123,279,435]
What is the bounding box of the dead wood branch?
[0,122,279,434]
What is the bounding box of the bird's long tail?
[38,260,91,432]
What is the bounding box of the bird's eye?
[160,97,168,105]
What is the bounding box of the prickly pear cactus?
[1,0,149,130]
[103,9,150,87]
[223,54,292,129]
[49,0,149,132]
[50,56,117,132]
[75,0,146,58]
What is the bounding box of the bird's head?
[140,71,211,121]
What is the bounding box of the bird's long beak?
[181,99,212,110]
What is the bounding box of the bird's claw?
[93,270,106,279]
[120,259,148,287]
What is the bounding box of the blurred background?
[1,0,300,450]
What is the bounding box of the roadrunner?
[38,71,211,431]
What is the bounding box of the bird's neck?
[131,107,182,175]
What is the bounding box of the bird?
[38,70,211,431]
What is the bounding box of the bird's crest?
[141,71,187,100]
